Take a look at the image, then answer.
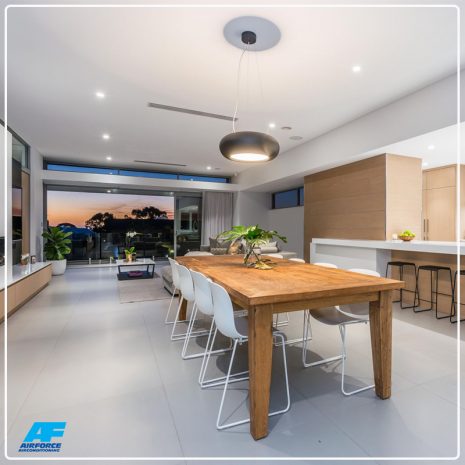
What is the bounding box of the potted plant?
[124,246,136,262]
[218,225,287,270]
[42,226,72,275]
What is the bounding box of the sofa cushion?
[259,246,279,254]
[210,247,229,255]
[209,237,232,251]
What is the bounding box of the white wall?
[268,206,304,259]
[29,146,43,258]
[233,191,270,228]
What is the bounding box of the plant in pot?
[218,225,287,270]
[42,226,72,276]
[124,246,136,262]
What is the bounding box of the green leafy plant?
[124,246,136,257]
[42,226,72,261]
[218,225,287,269]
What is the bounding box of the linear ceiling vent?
[134,159,187,167]
[147,102,237,122]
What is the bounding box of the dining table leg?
[248,304,274,440]
[179,295,187,321]
[369,290,393,399]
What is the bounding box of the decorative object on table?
[218,225,287,269]
[219,20,280,163]
[124,246,136,262]
[128,270,143,278]
[399,230,416,242]
[20,254,30,266]
[30,255,37,264]
[42,226,72,276]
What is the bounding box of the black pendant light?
[220,30,280,163]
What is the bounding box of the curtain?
[201,192,234,244]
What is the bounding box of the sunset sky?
[47,191,174,227]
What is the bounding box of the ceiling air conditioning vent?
[134,159,187,167]
[147,102,237,122]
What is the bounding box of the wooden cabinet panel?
[424,166,456,190]
[1,265,52,322]
[424,187,456,241]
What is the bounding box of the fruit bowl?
[399,235,414,242]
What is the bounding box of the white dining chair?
[209,281,290,430]
[170,262,209,343]
[313,262,338,268]
[185,251,214,256]
[181,269,232,366]
[190,270,247,388]
[263,253,284,259]
[289,258,305,263]
[165,257,180,325]
[302,267,378,396]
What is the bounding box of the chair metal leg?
[274,312,290,327]
[170,299,209,342]
[339,324,374,396]
[164,286,178,324]
[436,269,453,320]
[450,272,465,323]
[414,269,434,313]
[274,311,311,346]
[216,333,290,431]
[302,311,343,368]
[199,327,247,388]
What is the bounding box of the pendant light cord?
[232,46,247,133]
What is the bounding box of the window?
[12,134,30,169]
[45,162,230,184]
[272,187,304,209]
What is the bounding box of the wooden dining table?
[176,255,403,440]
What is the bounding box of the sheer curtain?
[201,192,234,244]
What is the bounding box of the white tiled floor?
[0,265,463,464]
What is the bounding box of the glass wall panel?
[47,190,175,262]
[175,196,201,256]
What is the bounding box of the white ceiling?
[363,123,464,169]
[4,4,461,176]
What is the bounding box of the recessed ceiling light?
[268,123,276,129]
[290,135,303,141]
[427,144,435,150]
[281,126,292,131]
[352,65,362,73]
[206,166,212,170]
[106,156,112,161]
[95,91,105,99]
[422,161,430,167]
[102,133,110,140]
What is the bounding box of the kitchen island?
[311,239,463,314]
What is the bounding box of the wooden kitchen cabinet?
[422,165,463,241]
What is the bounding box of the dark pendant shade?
[219,131,280,162]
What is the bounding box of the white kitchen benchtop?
[312,238,465,256]
[0,262,52,291]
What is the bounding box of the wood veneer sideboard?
[0,263,52,323]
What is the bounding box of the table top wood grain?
[176,255,403,308]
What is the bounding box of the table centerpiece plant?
[217,225,287,270]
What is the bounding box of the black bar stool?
[413,265,453,319]
[450,270,465,323]
[385,261,417,309]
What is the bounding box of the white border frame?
[3,3,461,461]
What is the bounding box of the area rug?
[117,275,172,303]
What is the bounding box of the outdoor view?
[47,191,175,261]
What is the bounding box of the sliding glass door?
[175,195,202,256]
[46,188,175,262]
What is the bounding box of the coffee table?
[116,258,156,280]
